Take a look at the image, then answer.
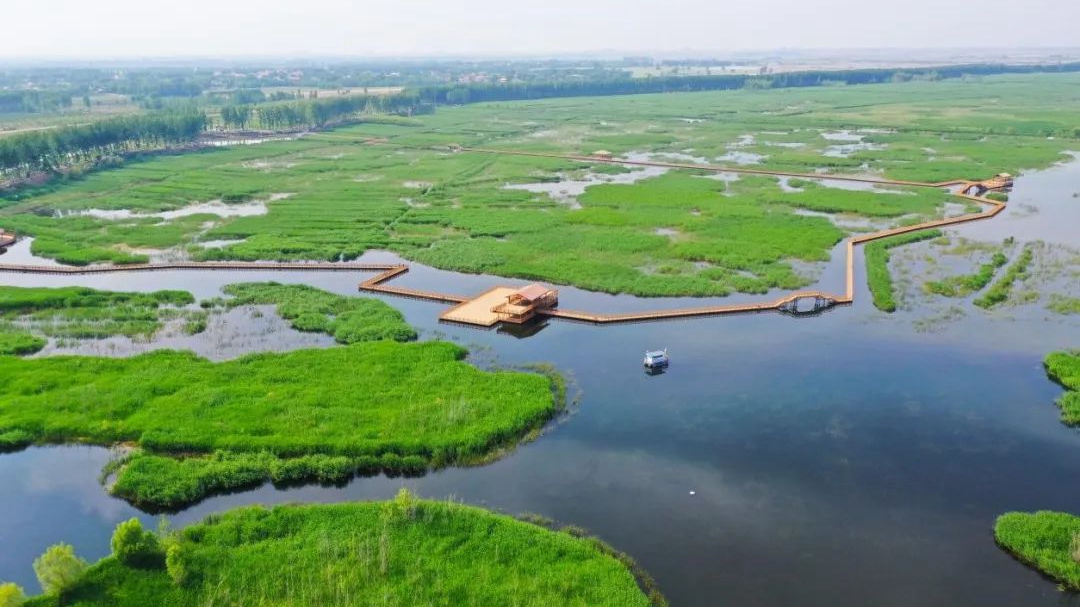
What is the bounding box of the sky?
[2,0,1078,60]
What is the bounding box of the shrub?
[32,544,87,597]
[0,583,25,607]
[165,542,192,587]
[110,518,163,568]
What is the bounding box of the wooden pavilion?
[491,284,559,324]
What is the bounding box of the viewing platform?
[439,284,559,326]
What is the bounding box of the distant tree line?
[218,92,429,131]
[420,62,1080,105]
[0,90,74,114]
[0,110,206,176]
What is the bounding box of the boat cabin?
[643,349,669,368]
[491,283,558,324]
[0,230,15,248]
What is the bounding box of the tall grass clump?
[995,511,1080,590]
[974,244,1035,308]
[0,286,195,341]
[924,250,1007,297]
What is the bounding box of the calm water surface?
[1,159,1079,607]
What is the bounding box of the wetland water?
[1,160,1079,607]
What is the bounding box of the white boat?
[643,349,669,368]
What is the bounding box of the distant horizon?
[4,0,1078,61]
[3,46,1080,68]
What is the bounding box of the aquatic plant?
[221,282,416,343]
[0,286,194,341]
[974,244,1035,308]
[865,230,942,312]
[924,250,1008,297]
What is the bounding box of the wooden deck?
[438,287,520,326]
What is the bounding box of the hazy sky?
[3,0,1077,60]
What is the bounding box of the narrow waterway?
[0,159,1078,607]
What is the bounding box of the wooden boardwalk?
[0,261,403,275]
[0,147,1009,327]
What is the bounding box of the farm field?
[3,74,1078,297]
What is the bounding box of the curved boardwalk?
[0,148,1007,326]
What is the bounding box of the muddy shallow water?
[0,160,1079,607]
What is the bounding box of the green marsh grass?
[22,495,661,607]
[0,341,560,508]
[1044,350,1080,425]
[3,74,1077,296]
[0,286,195,342]
[865,230,943,312]
[221,282,416,343]
[974,244,1036,308]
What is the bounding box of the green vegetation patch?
[0,327,45,355]
[0,341,560,508]
[974,244,1035,308]
[1045,350,1080,425]
[20,494,661,607]
[0,286,194,341]
[994,511,1080,591]
[8,75,1076,297]
[925,250,1008,297]
[219,282,416,343]
[1048,295,1080,316]
[865,230,942,312]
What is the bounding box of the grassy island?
[0,341,561,508]
[0,285,561,508]
[19,493,663,607]
[994,511,1080,590]
[1045,351,1080,424]
[216,281,417,343]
